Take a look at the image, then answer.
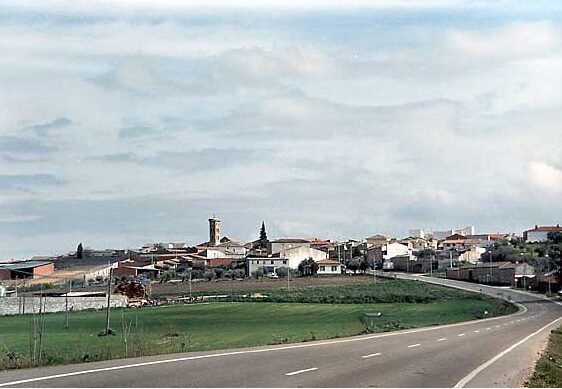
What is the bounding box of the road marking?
[408,343,421,348]
[362,353,382,358]
[486,327,491,330]
[438,338,447,341]
[0,280,531,388]
[454,315,562,388]
[458,333,466,337]
[495,325,501,328]
[286,367,318,376]
[473,330,480,333]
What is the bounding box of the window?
[319,266,325,271]
[270,260,274,264]
[282,260,287,264]
[331,266,337,272]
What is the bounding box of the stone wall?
[0,295,128,316]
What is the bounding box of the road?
[1,276,561,388]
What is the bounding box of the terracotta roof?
[316,259,341,265]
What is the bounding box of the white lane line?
[454,315,562,388]
[362,353,382,359]
[408,343,421,348]
[458,333,466,337]
[438,338,447,341]
[286,367,318,376]
[495,325,501,328]
[486,327,492,330]
[473,330,480,333]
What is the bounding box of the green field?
[0,279,516,370]
[527,327,562,387]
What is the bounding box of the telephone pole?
[104,268,113,336]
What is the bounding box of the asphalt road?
[1,276,561,388]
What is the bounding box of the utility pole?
[489,250,494,285]
[287,266,290,291]
[104,268,113,336]
[189,267,192,301]
[430,256,433,278]
[65,279,69,330]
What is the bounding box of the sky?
[1,0,562,259]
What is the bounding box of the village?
[1,218,561,314]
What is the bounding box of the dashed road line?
[286,367,318,376]
[458,333,466,337]
[408,344,421,348]
[362,353,382,359]
[474,330,480,333]
[486,327,492,330]
[438,338,447,341]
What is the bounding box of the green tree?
[346,259,360,274]
[298,258,318,276]
[548,231,562,244]
[77,242,83,259]
[359,260,369,273]
[258,222,268,249]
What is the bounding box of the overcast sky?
[1,1,562,259]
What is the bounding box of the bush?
[203,269,215,281]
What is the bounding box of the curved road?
[1,276,561,387]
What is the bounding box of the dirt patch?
[152,275,376,296]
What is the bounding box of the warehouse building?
[0,261,55,280]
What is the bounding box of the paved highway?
[1,276,561,387]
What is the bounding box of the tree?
[359,260,369,273]
[298,258,318,276]
[276,266,296,278]
[417,249,435,259]
[258,221,268,249]
[251,268,264,279]
[346,259,360,274]
[77,243,83,259]
[548,232,562,244]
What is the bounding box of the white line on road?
[362,353,382,358]
[474,330,480,333]
[486,327,492,330]
[458,333,466,337]
[495,325,501,328]
[408,344,421,348]
[454,315,562,388]
[286,367,318,376]
[438,338,447,341]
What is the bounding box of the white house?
[524,225,562,243]
[274,246,328,268]
[382,242,411,260]
[247,257,290,276]
[316,259,342,275]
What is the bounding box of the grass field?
[527,327,562,387]
[0,279,516,370]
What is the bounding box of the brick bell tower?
[209,216,221,246]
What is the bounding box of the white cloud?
[528,162,562,193]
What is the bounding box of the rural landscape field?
[0,278,515,370]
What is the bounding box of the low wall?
[0,295,128,316]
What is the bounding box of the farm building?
[0,261,54,280]
[446,261,534,287]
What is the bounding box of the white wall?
[317,264,341,275]
[526,231,549,243]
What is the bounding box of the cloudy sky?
[1,0,562,259]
